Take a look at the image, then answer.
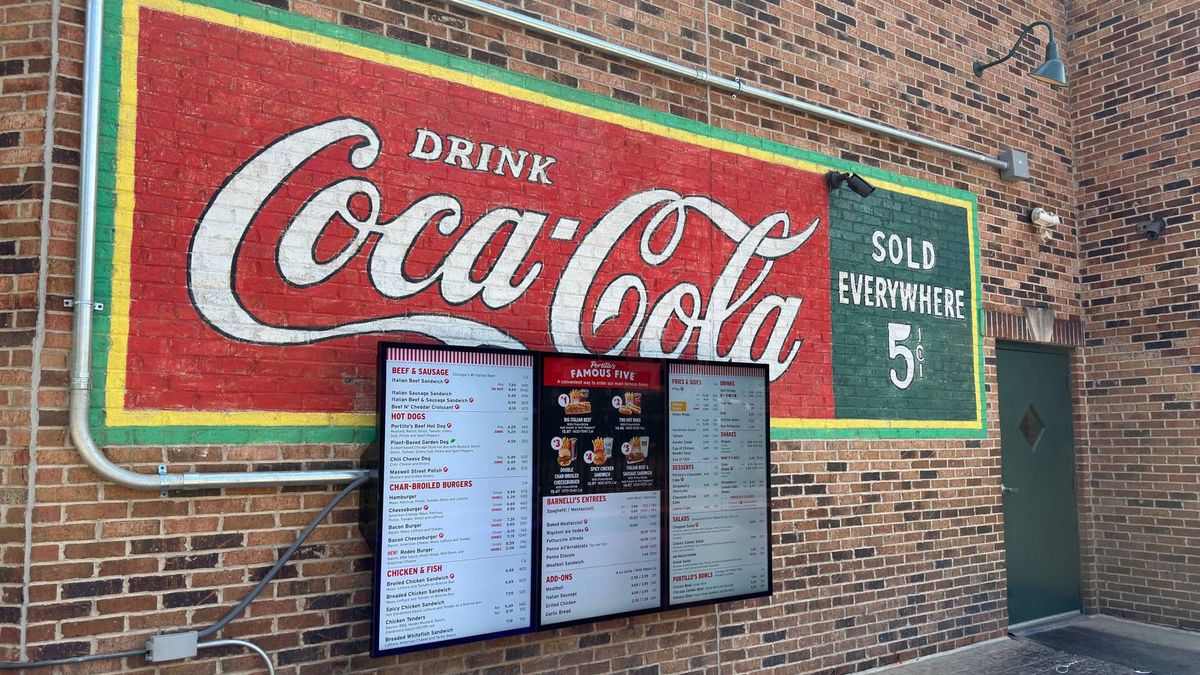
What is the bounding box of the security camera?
[1137,218,1166,241]
[1030,207,1060,242]
[825,171,876,198]
[845,174,876,198]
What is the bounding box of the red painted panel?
[123,7,833,419]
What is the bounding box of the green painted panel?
[829,190,976,421]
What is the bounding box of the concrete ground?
[876,615,1200,675]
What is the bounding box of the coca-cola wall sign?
[91,0,985,445]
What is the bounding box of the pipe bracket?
[64,298,105,311]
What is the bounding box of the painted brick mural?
[5,0,1106,670]
[92,0,983,446]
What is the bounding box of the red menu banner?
[543,358,663,390]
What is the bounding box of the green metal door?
[997,343,1081,626]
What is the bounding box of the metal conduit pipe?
[440,0,1016,173]
[197,640,275,675]
[70,0,370,491]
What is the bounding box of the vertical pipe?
[70,0,103,393]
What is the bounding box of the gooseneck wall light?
[973,20,1068,88]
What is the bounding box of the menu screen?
[667,364,770,606]
[373,347,535,656]
[538,356,664,625]
[373,346,771,655]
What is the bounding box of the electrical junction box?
[999,149,1030,181]
[146,631,198,662]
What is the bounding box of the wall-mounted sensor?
[1137,218,1166,241]
[1030,207,1060,242]
[826,171,876,198]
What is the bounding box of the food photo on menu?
[564,388,591,415]
[625,434,647,464]
[540,371,662,490]
[618,391,642,416]
[557,437,576,467]
[590,437,608,466]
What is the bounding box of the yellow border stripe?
[773,418,980,430]
[106,0,982,429]
[110,410,376,426]
[104,0,140,422]
[956,203,983,427]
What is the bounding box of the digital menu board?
[373,346,770,656]
[538,356,664,625]
[373,346,535,656]
[667,364,770,606]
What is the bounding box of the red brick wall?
[5,0,1154,673]
[1071,0,1200,630]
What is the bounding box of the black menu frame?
[371,343,773,658]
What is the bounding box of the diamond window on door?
[1019,404,1045,449]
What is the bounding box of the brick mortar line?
[19,0,61,659]
[1078,329,1099,611]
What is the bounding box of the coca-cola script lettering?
[190,117,820,381]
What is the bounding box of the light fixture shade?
[1031,42,1068,87]
[973,21,1068,90]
